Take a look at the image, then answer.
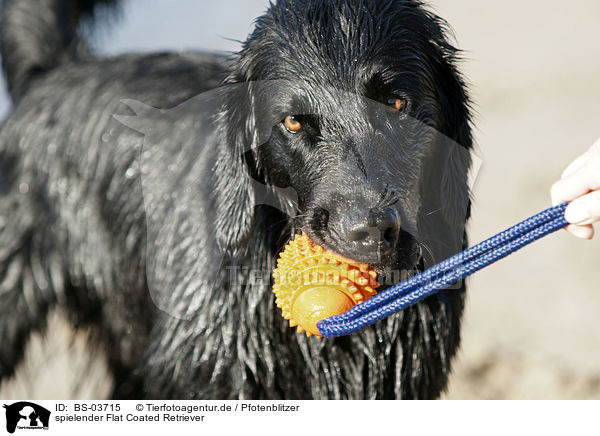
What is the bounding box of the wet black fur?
[0,0,472,399]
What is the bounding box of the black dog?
[0,0,472,399]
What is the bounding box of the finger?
[564,224,594,239]
[564,189,600,225]
[551,164,600,206]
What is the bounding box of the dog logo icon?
[2,402,50,434]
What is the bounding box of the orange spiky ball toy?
[272,232,380,337]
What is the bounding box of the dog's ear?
[431,49,473,151]
[213,78,258,251]
[430,42,474,227]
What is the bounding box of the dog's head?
[217,0,472,279]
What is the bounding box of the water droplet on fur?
[125,167,137,179]
[57,179,67,195]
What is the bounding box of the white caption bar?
[0,400,596,435]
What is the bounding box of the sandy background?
[1,0,599,399]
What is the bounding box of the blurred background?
[1,0,599,399]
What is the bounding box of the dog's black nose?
[321,207,400,263]
[346,207,401,248]
[309,203,402,263]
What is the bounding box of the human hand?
[551,137,600,239]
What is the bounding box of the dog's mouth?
[369,230,424,292]
[272,230,423,336]
[304,226,424,287]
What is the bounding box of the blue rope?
[317,203,569,338]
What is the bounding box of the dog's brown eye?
[284,115,302,133]
[387,97,407,112]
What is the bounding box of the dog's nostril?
[383,226,399,244]
[369,207,401,246]
[311,207,330,230]
[343,208,401,248]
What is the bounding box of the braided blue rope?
[317,203,569,337]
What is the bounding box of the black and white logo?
[3,402,50,434]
